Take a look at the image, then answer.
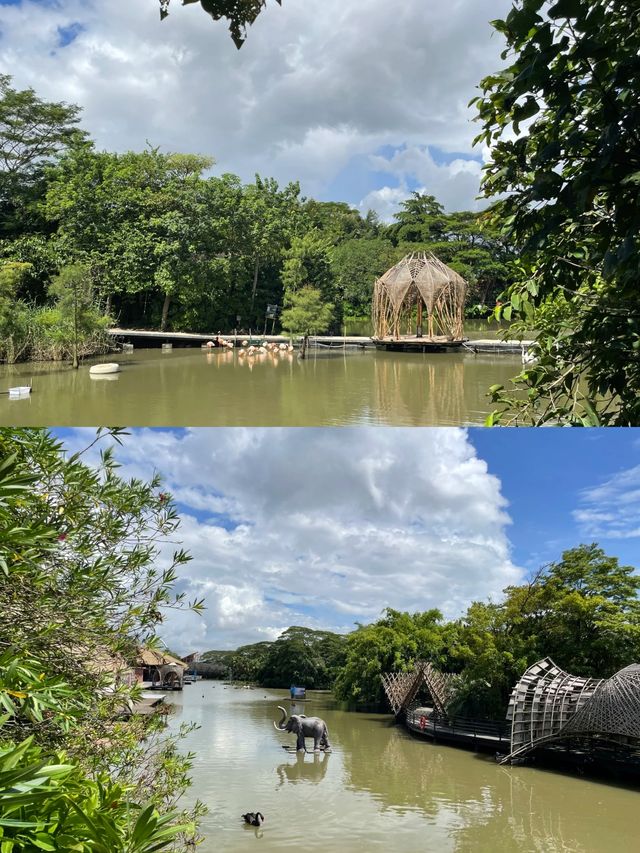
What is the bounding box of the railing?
[406,709,511,744]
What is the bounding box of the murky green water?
[167,687,638,852]
[0,347,522,427]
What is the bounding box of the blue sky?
[0,0,512,219]
[470,428,640,573]
[55,427,640,652]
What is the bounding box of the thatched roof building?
[372,251,466,341]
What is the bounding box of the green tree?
[444,544,640,717]
[281,231,334,303]
[47,263,107,368]
[390,192,446,244]
[161,0,282,48]
[279,286,334,354]
[0,261,32,363]
[0,75,85,238]
[330,237,398,319]
[0,429,205,847]
[473,0,640,425]
[45,147,214,329]
[228,642,273,682]
[239,175,302,324]
[260,627,346,689]
[333,609,443,705]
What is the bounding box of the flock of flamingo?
[204,339,295,364]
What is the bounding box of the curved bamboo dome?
[372,251,467,342]
[503,657,640,763]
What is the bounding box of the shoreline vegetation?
[0,71,511,368]
[0,428,206,850]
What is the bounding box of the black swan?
[242,812,264,826]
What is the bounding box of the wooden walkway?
[406,707,511,751]
[108,328,532,355]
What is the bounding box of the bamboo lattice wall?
[372,252,467,341]
[503,657,640,763]
[381,661,459,716]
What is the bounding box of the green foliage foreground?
[476,0,640,424]
[0,430,205,851]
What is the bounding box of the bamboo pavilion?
[372,251,467,349]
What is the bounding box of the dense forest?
[202,543,640,720]
[0,75,513,364]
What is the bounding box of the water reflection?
[0,347,523,426]
[165,689,638,852]
[276,751,331,787]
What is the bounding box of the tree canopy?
[474,0,640,425]
[160,0,282,48]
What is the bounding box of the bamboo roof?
[376,252,466,312]
[503,657,640,763]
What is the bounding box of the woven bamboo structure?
[372,252,467,341]
[381,661,459,716]
[503,657,640,763]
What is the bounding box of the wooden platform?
[374,336,464,353]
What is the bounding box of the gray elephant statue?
[273,706,332,753]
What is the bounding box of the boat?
[8,386,31,398]
[89,363,121,375]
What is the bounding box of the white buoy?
[89,363,121,375]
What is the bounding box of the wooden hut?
[372,251,466,347]
[138,648,188,690]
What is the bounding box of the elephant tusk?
[274,705,287,730]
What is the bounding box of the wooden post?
[416,298,423,338]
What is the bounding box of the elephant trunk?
[273,706,288,731]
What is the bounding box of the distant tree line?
[0,75,513,364]
[202,544,640,720]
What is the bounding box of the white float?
[8,386,31,399]
[89,363,121,376]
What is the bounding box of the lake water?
[166,686,639,852]
[0,347,523,427]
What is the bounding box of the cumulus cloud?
[62,428,520,652]
[0,0,512,216]
[573,465,640,540]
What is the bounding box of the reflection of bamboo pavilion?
[373,357,466,426]
[372,252,467,348]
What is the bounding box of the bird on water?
[242,812,264,826]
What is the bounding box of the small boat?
[89,363,121,375]
[7,385,31,398]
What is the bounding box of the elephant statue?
[273,706,332,753]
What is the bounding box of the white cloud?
[573,465,640,540]
[0,0,512,217]
[62,428,521,652]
